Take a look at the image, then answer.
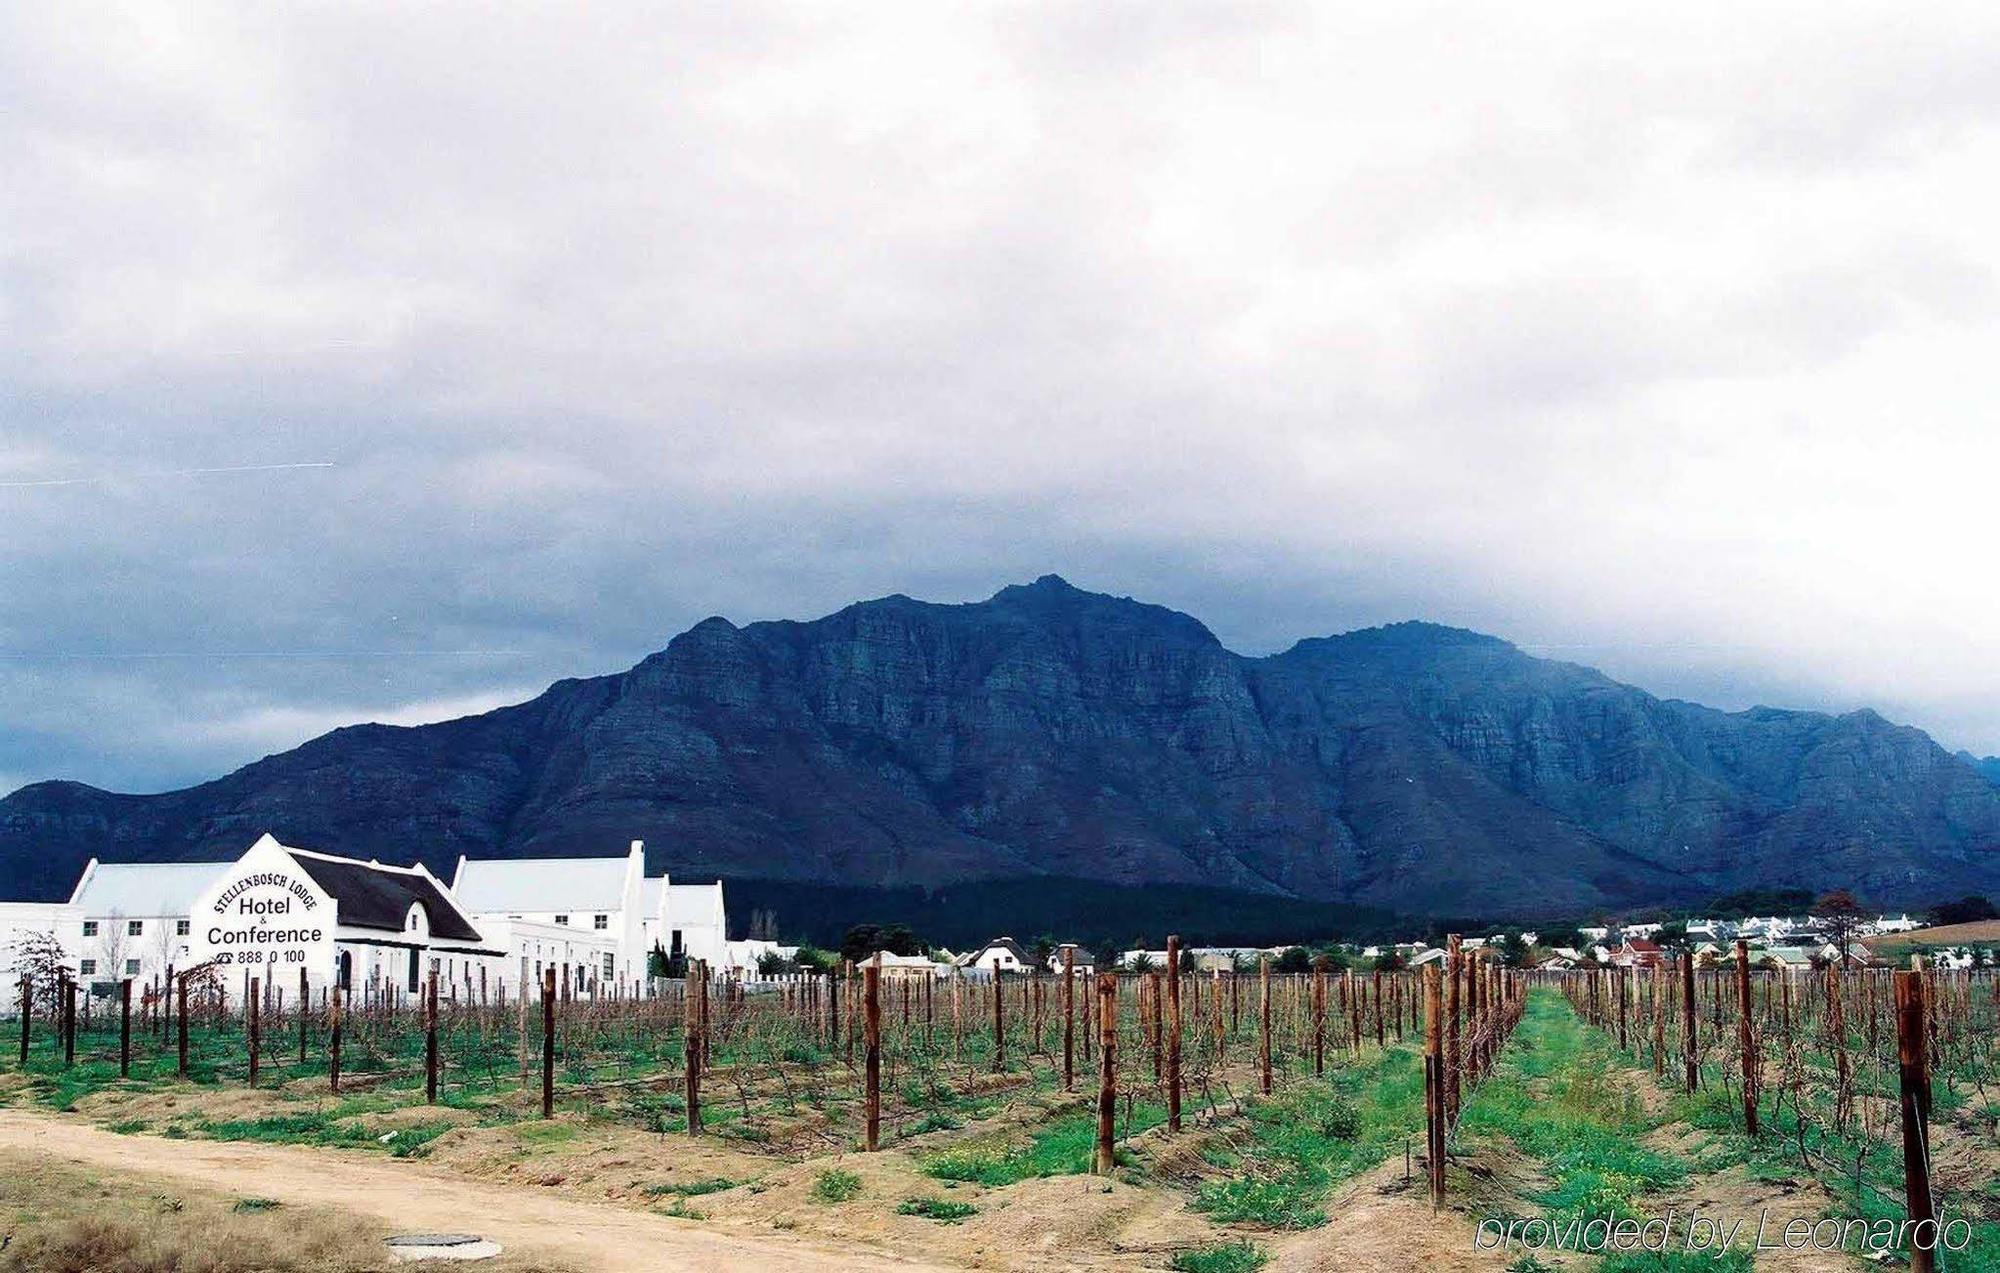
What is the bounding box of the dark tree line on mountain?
[1928,895,1999,927]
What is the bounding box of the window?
[79,960,97,975]
[127,919,144,936]
[176,919,189,936]
[554,915,569,926]
[602,953,615,979]
[125,959,140,976]
[82,921,98,937]
[593,914,608,930]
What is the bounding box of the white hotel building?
[0,833,742,1003]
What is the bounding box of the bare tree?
[1811,890,1867,962]
[91,911,131,990]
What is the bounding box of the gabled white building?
[646,876,729,972]
[452,840,648,996]
[63,860,227,987]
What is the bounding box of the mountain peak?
[984,575,1221,646]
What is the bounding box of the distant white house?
[1865,914,1922,935]
[864,951,943,980]
[957,937,1031,973]
[1045,943,1096,976]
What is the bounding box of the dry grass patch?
[0,1149,569,1273]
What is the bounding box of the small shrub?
[1314,1096,1361,1141]
[813,1168,863,1203]
[231,1198,281,1213]
[897,1197,978,1223]
[645,1177,739,1197]
[1172,1240,1269,1273]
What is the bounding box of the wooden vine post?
[298,967,309,1065]
[1062,946,1076,1091]
[1445,934,1462,1122]
[863,959,882,1151]
[176,974,188,1077]
[247,977,260,1085]
[329,985,343,1094]
[541,965,556,1120]
[1680,949,1699,1094]
[119,978,132,1077]
[424,967,439,1104]
[1165,935,1182,1133]
[1893,970,1936,1273]
[1311,964,1326,1076]
[1094,972,1118,1175]
[62,977,75,1068]
[1258,955,1273,1095]
[992,969,1005,1071]
[16,977,28,1065]
[1735,939,1758,1135]
[1422,963,1445,1209]
[684,960,703,1136]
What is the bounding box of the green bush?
[896,1197,977,1223]
[812,1168,863,1203]
[1171,1240,1269,1273]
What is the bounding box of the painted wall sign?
[187,836,336,977]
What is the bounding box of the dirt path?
[0,1110,957,1273]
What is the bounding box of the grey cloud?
[5,2,2000,794]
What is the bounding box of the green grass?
[920,1102,1167,1186]
[896,1197,978,1223]
[195,1110,455,1158]
[1170,1239,1269,1273]
[1192,1046,1426,1229]
[512,1121,579,1146]
[1457,993,1688,1250]
[812,1168,863,1203]
[229,1197,281,1214]
[643,1176,740,1198]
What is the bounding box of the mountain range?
[4,576,1998,930]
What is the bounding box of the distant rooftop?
[71,861,231,916]
[454,854,633,914]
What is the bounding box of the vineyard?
[4,943,1997,1271]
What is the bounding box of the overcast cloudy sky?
[5,2,2000,796]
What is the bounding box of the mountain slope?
[4,576,1997,918]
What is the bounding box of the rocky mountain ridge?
[4,576,1997,919]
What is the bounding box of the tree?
[1652,921,1691,955]
[1537,925,1583,952]
[8,930,68,1012]
[838,923,924,964]
[1372,950,1405,972]
[1029,934,1058,969]
[793,944,836,973]
[1497,932,1530,968]
[1812,890,1868,961]
[1928,895,1998,927]
[1275,946,1312,974]
[756,950,787,977]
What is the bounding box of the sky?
[5,2,2000,797]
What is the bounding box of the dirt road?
[0,1110,958,1272]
